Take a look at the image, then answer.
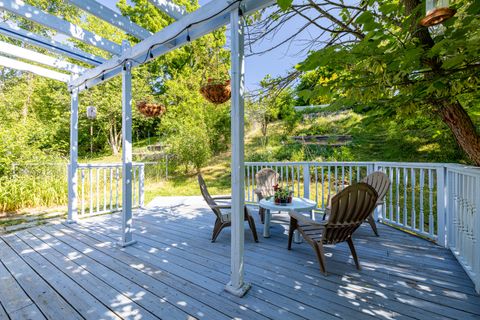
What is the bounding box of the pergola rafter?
[0,0,122,55]
[0,21,105,66]
[0,54,70,82]
[148,0,186,20]
[0,39,85,74]
[64,0,152,40]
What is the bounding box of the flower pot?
[274,197,292,205]
[136,101,166,118]
[420,7,456,27]
[200,79,231,104]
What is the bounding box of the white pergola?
[0,0,275,297]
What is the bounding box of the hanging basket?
[420,7,456,27]
[200,79,231,105]
[136,100,166,118]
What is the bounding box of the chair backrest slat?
[255,168,279,198]
[361,171,390,203]
[324,183,378,244]
[198,174,222,220]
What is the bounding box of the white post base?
[225,281,251,297]
[116,240,137,248]
[66,219,77,224]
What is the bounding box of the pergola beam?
[0,54,70,82]
[147,0,186,20]
[0,22,105,66]
[65,0,152,40]
[69,0,275,91]
[0,0,122,55]
[0,40,85,74]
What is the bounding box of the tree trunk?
[437,101,480,166]
[403,0,480,165]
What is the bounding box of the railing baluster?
[297,165,300,197]
[348,166,352,185]
[419,168,425,233]
[133,165,137,207]
[388,167,393,222]
[334,166,338,193]
[341,165,345,189]
[314,166,318,205]
[403,167,408,227]
[116,167,120,210]
[411,168,416,230]
[89,168,93,215]
[428,169,434,236]
[109,168,113,210]
[321,166,325,209]
[96,168,100,213]
[81,169,85,215]
[103,168,107,212]
[327,166,331,205]
[396,167,400,224]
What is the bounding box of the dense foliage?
[273,0,480,165]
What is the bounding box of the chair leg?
[288,217,297,250]
[211,219,224,243]
[247,215,259,243]
[347,237,361,270]
[245,207,259,243]
[259,207,265,224]
[313,242,327,275]
[367,214,379,236]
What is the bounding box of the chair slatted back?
[361,171,390,204]
[323,183,378,244]
[198,174,222,220]
[255,168,279,198]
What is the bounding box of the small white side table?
[259,197,317,242]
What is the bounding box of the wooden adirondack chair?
[323,171,390,236]
[288,182,378,275]
[198,174,259,243]
[254,168,279,223]
[361,171,391,236]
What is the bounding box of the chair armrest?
[289,211,327,227]
[212,195,231,200]
[210,204,231,209]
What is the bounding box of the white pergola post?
[225,7,249,297]
[67,88,79,223]
[118,40,136,247]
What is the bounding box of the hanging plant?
[420,0,456,27]
[200,78,231,105]
[136,100,166,118]
[199,46,231,105]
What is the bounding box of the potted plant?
[273,184,293,205]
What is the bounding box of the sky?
[101,0,310,91]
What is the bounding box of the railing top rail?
[445,163,480,176]
[78,163,145,168]
[246,161,480,172]
[245,161,373,166]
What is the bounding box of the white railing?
[77,163,144,216]
[446,164,480,293]
[245,161,480,293]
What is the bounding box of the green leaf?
[277,0,293,11]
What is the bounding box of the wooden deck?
[0,196,479,320]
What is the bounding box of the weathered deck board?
[0,195,479,320]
